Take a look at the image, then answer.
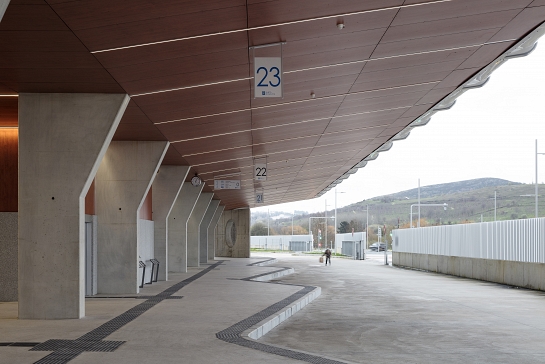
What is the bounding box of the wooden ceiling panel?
[246,0,403,27]
[416,86,457,106]
[488,6,545,42]
[0,51,104,69]
[252,119,330,144]
[61,6,249,51]
[2,82,126,93]
[372,28,501,59]
[282,45,375,72]
[93,32,249,69]
[174,131,253,156]
[112,123,168,141]
[251,102,339,129]
[391,0,531,27]
[457,43,514,70]
[349,70,451,94]
[181,145,252,166]
[381,9,520,44]
[0,68,117,84]
[433,67,481,89]
[108,48,248,84]
[316,129,384,147]
[0,3,68,31]
[336,91,429,115]
[155,111,252,142]
[49,0,247,30]
[0,30,88,52]
[121,66,250,96]
[355,59,467,85]
[280,28,386,59]
[161,145,189,165]
[248,9,397,45]
[253,136,320,156]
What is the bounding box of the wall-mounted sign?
[254,57,282,98]
[254,163,267,181]
[214,180,240,190]
[256,193,264,204]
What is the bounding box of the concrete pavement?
[1,252,544,363]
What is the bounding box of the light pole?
[334,188,346,253]
[535,140,545,218]
[309,216,334,250]
[410,203,448,228]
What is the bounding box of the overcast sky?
[255,39,545,214]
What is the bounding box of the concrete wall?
[393,252,545,291]
[215,208,250,258]
[187,192,213,267]
[199,200,219,264]
[207,205,224,261]
[138,219,154,283]
[0,212,17,301]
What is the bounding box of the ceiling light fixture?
[337,22,345,30]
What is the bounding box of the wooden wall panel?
[85,178,95,215]
[139,186,153,221]
[0,129,18,212]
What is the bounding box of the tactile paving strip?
[217,271,347,363]
[28,261,224,364]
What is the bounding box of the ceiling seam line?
[90,0,454,54]
[131,39,514,99]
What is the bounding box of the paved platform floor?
[1,253,544,364]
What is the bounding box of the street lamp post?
[535,140,545,218]
[309,216,334,250]
[334,188,346,253]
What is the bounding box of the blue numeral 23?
[257,66,281,87]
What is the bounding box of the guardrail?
[393,218,545,263]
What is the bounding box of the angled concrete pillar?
[208,205,224,261]
[168,182,203,273]
[0,1,10,22]
[215,208,250,258]
[187,192,213,267]
[199,200,220,264]
[18,93,129,319]
[96,141,169,294]
[152,165,189,281]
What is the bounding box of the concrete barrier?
[393,252,545,292]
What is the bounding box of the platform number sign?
[254,163,267,181]
[254,57,282,98]
[256,193,264,204]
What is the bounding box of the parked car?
[369,243,386,251]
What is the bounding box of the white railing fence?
[393,218,545,263]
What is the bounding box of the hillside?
[252,178,544,239]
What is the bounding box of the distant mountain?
[386,178,519,200]
[252,178,540,236]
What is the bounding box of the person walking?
[323,248,332,266]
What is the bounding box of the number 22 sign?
[254,163,267,181]
[254,57,282,98]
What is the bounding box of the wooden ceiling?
[1,0,545,209]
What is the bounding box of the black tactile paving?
[0,342,40,347]
[217,267,347,363]
[242,267,293,281]
[26,261,225,364]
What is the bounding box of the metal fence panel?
[393,218,545,263]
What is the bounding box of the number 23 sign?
[254,57,282,98]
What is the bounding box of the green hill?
[252,179,545,240]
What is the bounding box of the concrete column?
[96,141,169,294]
[215,208,250,258]
[168,182,203,273]
[208,205,224,261]
[0,1,10,22]
[18,93,129,319]
[152,165,189,281]
[199,200,220,264]
[187,193,213,267]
